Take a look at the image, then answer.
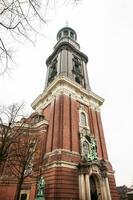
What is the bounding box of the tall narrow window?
[72,56,83,86]
[70,31,74,40]
[81,112,87,126]
[73,57,81,73]
[48,59,57,84]
[75,62,81,73]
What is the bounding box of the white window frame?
[19,190,30,200]
[79,109,89,128]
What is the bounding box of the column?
[46,100,55,152]
[44,66,50,88]
[85,174,91,200]
[105,177,111,200]
[71,98,79,152]
[61,48,67,76]
[52,96,60,150]
[82,61,90,90]
[67,51,73,78]
[101,178,108,200]
[79,174,86,200]
[57,52,61,75]
[96,111,108,160]
[63,95,71,150]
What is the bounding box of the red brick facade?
[0,95,119,200]
[0,26,119,200]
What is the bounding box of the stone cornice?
[13,119,48,130]
[46,41,88,65]
[43,160,78,170]
[31,75,104,111]
[44,148,80,157]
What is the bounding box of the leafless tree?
[7,133,40,200]
[0,0,80,75]
[0,104,43,199]
[0,104,26,166]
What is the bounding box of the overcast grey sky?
[0,0,133,187]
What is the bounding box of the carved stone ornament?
[79,127,90,137]
[80,133,98,162]
[99,160,108,178]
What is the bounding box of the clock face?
[83,141,89,157]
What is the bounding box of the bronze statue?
[87,138,98,161]
[35,177,45,200]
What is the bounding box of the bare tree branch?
[0,0,80,74]
[0,104,26,164]
[6,133,40,200]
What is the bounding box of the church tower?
[32,27,119,200]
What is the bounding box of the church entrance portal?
[90,174,100,200]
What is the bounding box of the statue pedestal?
[35,197,45,200]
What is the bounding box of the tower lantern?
[57,27,77,41]
[45,26,91,91]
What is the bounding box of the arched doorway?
[90,174,101,200]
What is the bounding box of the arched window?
[81,112,87,126]
[83,141,89,158]
[75,62,81,73]
[48,59,57,84]
[70,31,74,40]
[63,30,68,37]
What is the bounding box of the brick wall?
[108,175,120,200]
[43,167,79,200]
